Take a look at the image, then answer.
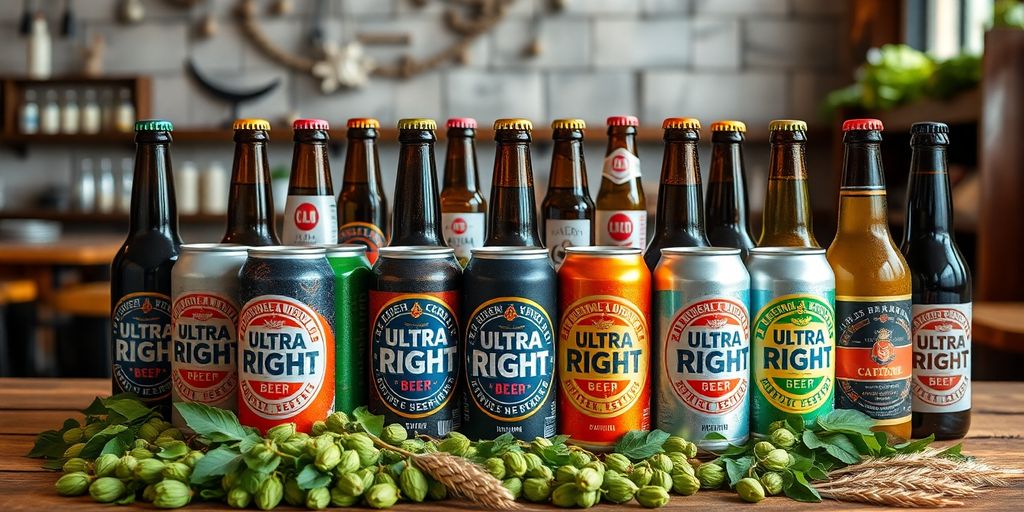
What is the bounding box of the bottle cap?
[842,118,883,131]
[447,117,477,129]
[551,118,586,130]
[662,117,701,130]
[607,115,639,127]
[493,118,533,131]
[233,118,271,131]
[397,118,437,130]
[910,121,949,134]
[768,119,807,132]
[134,119,173,132]
[347,118,380,129]
[293,118,329,130]
[710,120,747,133]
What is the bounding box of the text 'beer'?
[759,120,818,248]
[486,118,542,247]
[440,118,487,265]
[596,115,647,249]
[282,119,337,246]
[338,118,389,263]
[706,120,756,255]
[390,119,446,247]
[223,118,280,246]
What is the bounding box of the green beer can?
[326,244,372,413]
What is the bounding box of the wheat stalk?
[816,468,980,497]
[819,487,964,508]
[412,451,518,510]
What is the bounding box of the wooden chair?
[52,282,110,378]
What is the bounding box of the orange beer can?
[558,246,651,450]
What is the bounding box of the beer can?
[325,244,372,414]
[238,246,336,433]
[369,246,462,437]
[170,244,248,428]
[462,247,557,440]
[558,246,651,450]
[654,247,750,449]
[748,247,835,436]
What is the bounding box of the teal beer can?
[326,244,372,413]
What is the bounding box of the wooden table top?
[0,235,122,266]
[1,379,1021,511]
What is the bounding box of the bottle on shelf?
[81,89,101,134]
[61,90,80,135]
[19,89,39,134]
[201,161,228,215]
[96,157,116,213]
[101,89,115,132]
[177,161,200,216]
[118,157,132,214]
[74,159,96,212]
[27,12,51,80]
[40,89,60,135]
[115,88,135,133]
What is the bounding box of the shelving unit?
[0,209,223,225]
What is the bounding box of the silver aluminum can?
[170,243,248,428]
[747,247,836,437]
[654,247,750,450]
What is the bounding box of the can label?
[835,296,912,424]
[238,295,334,427]
[171,292,238,408]
[112,292,173,402]
[602,148,641,185]
[466,298,554,425]
[442,212,485,266]
[545,219,591,268]
[370,292,460,427]
[283,195,339,245]
[338,221,387,264]
[595,209,647,249]
[911,303,971,413]
[751,292,835,434]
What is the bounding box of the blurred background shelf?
[0,209,223,224]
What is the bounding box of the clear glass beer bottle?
[440,117,486,265]
[485,118,542,247]
[389,118,445,247]
[541,118,594,267]
[706,120,755,255]
[595,115,647,248]
[283,119,336,246]
[338,118,388,263]
[222,118,280,246]
[758,119,819,248]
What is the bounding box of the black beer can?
[369,246,463,437]
[462,247,557,439]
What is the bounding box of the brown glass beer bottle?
[706,120,755,255]
[222,118,280,246]
[338,118,388,263]
[595,115,647,249]
[541,118,594,267]
[758,119,818,248]
[485,118,542,247]
[282,119,337,246]
[440,117,486,265]
[389,118,445,247]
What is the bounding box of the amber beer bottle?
[282,119,337,245]
[644,117,709,270]
[389,118,445,246]
[110,119,182,418]
[900,122,971,440]
[485,118,542,247]
[595,115,647,248]
[338,118,388,263]
[440,117,486,265]
[542,118,594,267]
[222,118,280,246]
[827,119,912,439]
[759,120,819,247]
[706,120,755,254]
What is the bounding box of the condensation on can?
[325,244,372,415]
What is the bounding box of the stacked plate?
[0,219,62,243]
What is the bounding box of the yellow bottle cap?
[551,118,586,130]
[768,119,808,132]
[493,118,533,131]
[662,117,701,130]
[397,118,437,130]
[347,118,380,129]
[710,120,747,133]
[232,118,271,131]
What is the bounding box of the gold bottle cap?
[233,118,271,131]
[397,118,437,130]
[493,118,533,131]
[347,118,380,129]
[768,119,808,132]
[710,120,747,133]
[551,118,586,130]
[662,117,701,130]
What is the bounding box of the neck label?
[283,195,338,245]
[602,148,641,185]
[442,212,485,266]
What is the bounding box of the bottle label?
[442,212,485,266]
[545,219,591,268]
[595,209,647,249]
[238,295,333,421]
[465,298,555,421]
[559,295,649,418]
[370,292,460,419]
[338,222,387,264]
[283,195,338,245]
[835,296,913,424]
[112,293,173,401]
[602,148,641,185]
[911,303,971,413]
[171,292,239,406]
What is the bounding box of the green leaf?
[295,465,331,490]
[103,397,153,423]
[115,492,136,505]
[723,455,755,487]
[815,410,875,437]
[81,397,109,416]
[351,406,384,437]
[874,431,896,456]
[938,443,969,462]
[41,458,65,470]
[549,434,570,446]
[474,433,517,460]
[784,470,822,503]
[703,432,727,441]
[175,402,247,443]
[806,464,828,480]
[613,430,671,461]
[238,434,263,454]
[538,444,571,467]
[715,442,751,458]
[27,430,65,459]
[191,446,243,485]
[801,430,861,465]
[80,424,129,459]
[788,451,815,472]
[100,429,134,457]
[785,413,808,432]
[157,440,190,459]
[199,488,226,500]
[894,434,934,454]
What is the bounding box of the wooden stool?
[0,279,38,377]
[973,302,1024,380]
[53,282,111,378]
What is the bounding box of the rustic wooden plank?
[0,435,48,472]
[0,379,108,411]
[973,381,1024,414]
[0,411,85,435]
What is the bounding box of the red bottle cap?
[607,115,639,127]
[293,118,329,130]
[842,118,883,132]
[447,117,477,129]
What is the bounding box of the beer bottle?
[900,122,971,440]
[706,120,755,255]
[222,118,280,246]
[644,117,709,270]
[110,119,182,418]
[541,118,594,267]
[440,117,486,265]
[338,118,388,263]
[389,118,445,247]
[485,118,542,247]
[595,115,647,248]
[282,119,337,246]
[827,119,912,439]
[758,120,819,247]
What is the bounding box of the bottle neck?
[487,133,540,246]
[226,133,276,237]
[342,134,382,188]
[768,135,807,180]
[288,136,332,195]
[655,137,704,236]
[548,135,588,192]
[761,132,817,246]
[392,136,443,245]
[443,131,479,191]
[706,139,748,228]
[836,136,889,235]
[129,134,179,236]
[904,143,953,238]
[492,139,534,188]
[605,127,637,156]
